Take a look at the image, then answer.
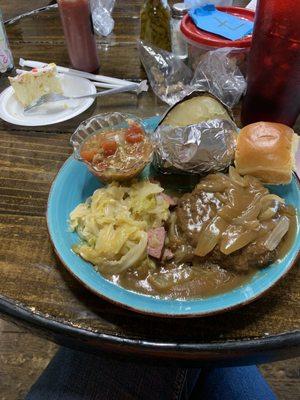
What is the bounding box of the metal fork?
[24,81,147,113]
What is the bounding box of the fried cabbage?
[70,181,170,274]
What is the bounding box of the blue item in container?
[188,4,253,40]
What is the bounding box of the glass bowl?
[70,112,153,183]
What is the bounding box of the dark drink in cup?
[241,0,300,127]
[58,0,100,73]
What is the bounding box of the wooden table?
[0,1,299,366]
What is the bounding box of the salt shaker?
[170,3,188,60]
[0,10,14,74]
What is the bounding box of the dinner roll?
[235,122,298,184]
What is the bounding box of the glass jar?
[241,0,300,127]
[170,3,188,60]
[140,0,172,52]
[0,9,14,74]
[57,0,100,73]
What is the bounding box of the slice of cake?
[9,63,63,107]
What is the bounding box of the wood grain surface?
[1,0,55,21]
[0,0,299,364]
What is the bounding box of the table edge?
[1,294,299,364]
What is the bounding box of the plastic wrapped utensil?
[90,0,116,37]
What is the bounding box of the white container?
[180,6,254,70]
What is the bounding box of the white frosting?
[11,63,57,82]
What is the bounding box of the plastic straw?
[19,58,136,87]
[16,68,120,89]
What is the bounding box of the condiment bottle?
[0,9,14,75]
[241,0,300,127]
[57,0,100,73]
[170,3,188,60]
[140,0,172,52]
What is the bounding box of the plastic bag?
[90,0,115,37]
[138,41,246,108]
[138,40,193,105]
[191,48,247,108]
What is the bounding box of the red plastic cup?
[241,0,300,127]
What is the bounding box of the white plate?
[0,74,96,126]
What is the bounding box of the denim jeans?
[25,347,277,400]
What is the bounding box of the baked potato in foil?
[152,92,238,174]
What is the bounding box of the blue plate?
[47,117,300,317]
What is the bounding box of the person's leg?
[26,347,200,400]
[191,365,277,400]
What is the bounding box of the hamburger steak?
[174,173,285,272]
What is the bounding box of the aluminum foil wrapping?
[152,119,237,174]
